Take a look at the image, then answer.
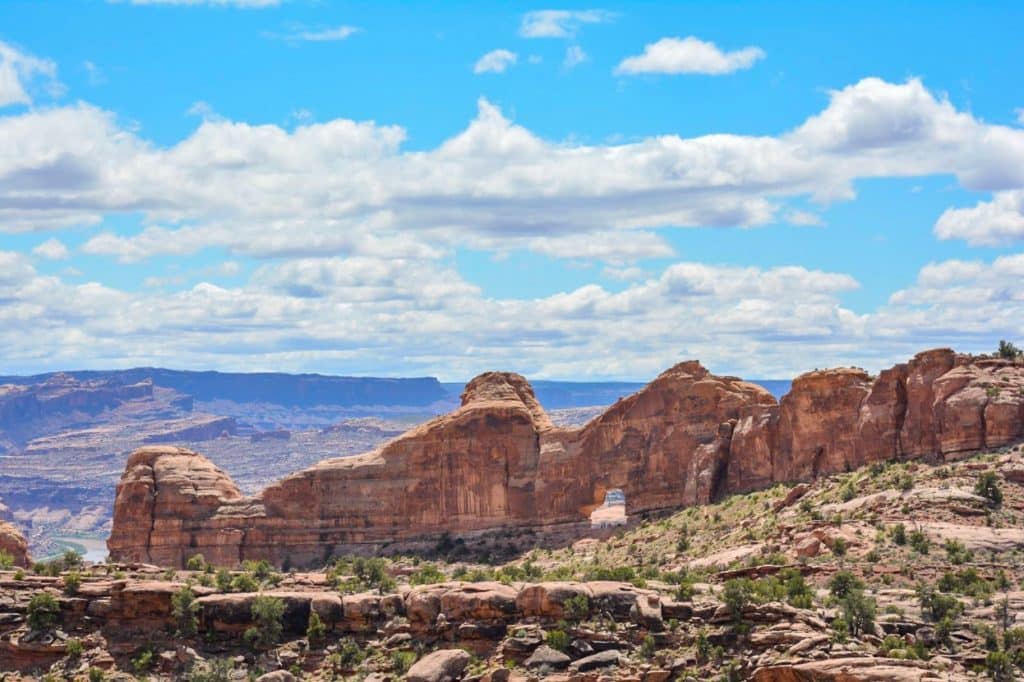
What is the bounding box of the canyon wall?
[108,349,1024,568]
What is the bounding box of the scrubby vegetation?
[6,442,1024,680]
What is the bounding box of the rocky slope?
[108,349,1024,569]
[3,445,1024,680]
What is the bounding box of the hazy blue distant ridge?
[0,368,448,408]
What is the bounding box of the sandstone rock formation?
[0,520,30,567]
[109,349,1024,568]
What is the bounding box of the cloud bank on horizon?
[1,2,1023,381]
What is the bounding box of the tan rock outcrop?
[0,520,30,568]
[752,657,953,681]
[108,350,1024,568]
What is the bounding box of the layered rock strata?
[109,349,1024,568]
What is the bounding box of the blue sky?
[1,0,1023,380]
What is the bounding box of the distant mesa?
[0,368,449,410]
[108,348,1024,569]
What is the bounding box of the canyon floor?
[2,443,1023,681]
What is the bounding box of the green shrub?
[336,638,366,667]
[639,634,656,659]
[836,589,876,638]
[937,568,992,598]
[985,649,1014,681]
[246,595,285,649]
[831,616,849,643]
[66,637,84,657]
[187,658,233,682]
[132,649,153,674]
[88,668,104,682]
[563,594,590,622]
[242,559,274,580]
[186,554,207,572]
[390,651,417,676]
[918,585,963,622]
[840,482,856,502]
[996,597,1013,631]
[172,585,200,636]
[722,578,752,624]
[306,611,327,647]
[215,568,232,592]
[829,571,863,599]
[27,592,60,632]
[891,523,907,545]
[409,562,445,585]
[695,628,712,663]
[975,472,1003,507]
[908,530,930,554]
[582,565,636,582]
[63,570,82,595]
[13,569,24,580]
[781,568,813,609]
[0,551,13,569]
[62,549,83,570]
[230,572,259,593]
[832,538,848,557]
[546,628,570,652]
[944,540,973,565]
[997,340,1021,359]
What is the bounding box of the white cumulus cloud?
[473,49,518,74]
[267,25,360,42]
[31,238,71,260]
[563,45,588,70]
[934,190,1024,246]
[0,41,61,107]
[519,9,613,38]
[615,36,765,76]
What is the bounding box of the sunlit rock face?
[108,349,1024,568]
[0,520,30,568]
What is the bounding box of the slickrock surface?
[109,349,1024,568]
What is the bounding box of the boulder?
[406,648,472,682]
[523,645,571,670]
[255,673,296,682]
[515,582,592,619]
[569,650,622,672]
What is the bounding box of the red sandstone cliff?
[108,349,1024,568]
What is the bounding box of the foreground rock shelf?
[0,569,978,680]
[108,348,1024,569]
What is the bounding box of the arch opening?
[589,488,628,528]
